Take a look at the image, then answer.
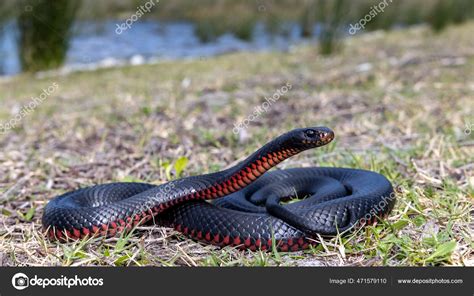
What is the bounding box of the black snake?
[43,127,395,251]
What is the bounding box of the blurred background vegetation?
[17,0,80,72]
[0,0,473,73]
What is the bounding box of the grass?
[0,21,473,266]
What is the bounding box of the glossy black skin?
[42,127,394,250]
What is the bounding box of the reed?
[315,0,347,55]
[17,0,80,72]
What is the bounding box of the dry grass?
[0,22,473,266]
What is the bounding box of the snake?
[42,127,395,251]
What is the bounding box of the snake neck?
[190,138,306,201]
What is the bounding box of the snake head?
[287,126,334,150]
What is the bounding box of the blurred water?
[0,22,21,76]
[0,20,316,76]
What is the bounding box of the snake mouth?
[316,128,335,144]
[322,130,335,143]
[301,135,334,145]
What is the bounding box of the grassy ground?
[0,22,473,266]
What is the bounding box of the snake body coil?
[43,127,395,251]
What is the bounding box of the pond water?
[0,20,319,76]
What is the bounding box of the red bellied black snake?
[43,127,395,251]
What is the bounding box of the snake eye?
[305,129,317,137]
